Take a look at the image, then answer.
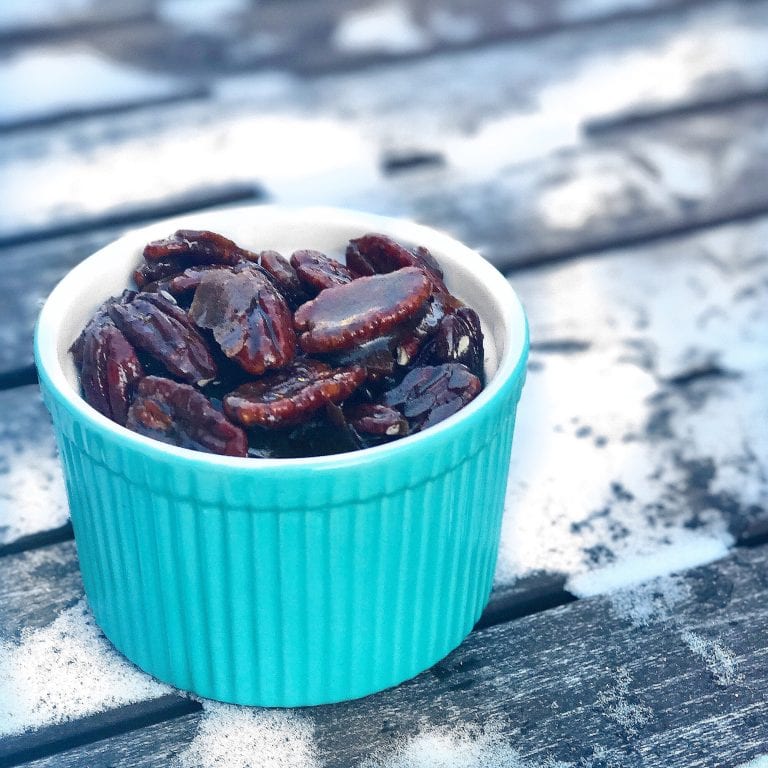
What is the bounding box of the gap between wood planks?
[0,90,210,136]
[0,184,264,252]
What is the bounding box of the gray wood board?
[2,0,768,243]
[68,0,703,77]
[19,544,768,768]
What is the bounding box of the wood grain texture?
[17,545,768,768]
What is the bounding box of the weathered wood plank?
[72,0,708,77]
[3,1,768,260]
[18,544,768,768]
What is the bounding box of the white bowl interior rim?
[35,205,528,468]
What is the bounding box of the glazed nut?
[223,359,366,428]
[189,267,296,375]
[294,267,432,353]
[127,376,247,457]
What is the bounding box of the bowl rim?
[34,205,529,470]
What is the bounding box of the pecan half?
[108,292,217,385]
[383,363,481,432]
[343,403,408,437]
[224,359,365,428]
[294,267,431,353]
[189,267,295,375]
[416,306,484,379]
[346,233,444,285]
[127,376,247,457]
[246,250,308,309]
[80,322,144,425]
[290,250,357,294]
[143,229,247,265]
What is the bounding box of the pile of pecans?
[71,230,485,458]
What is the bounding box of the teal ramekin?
[34,206,529,706]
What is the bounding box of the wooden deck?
[1,1,767,766]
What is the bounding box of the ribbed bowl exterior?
[38,364,525,706]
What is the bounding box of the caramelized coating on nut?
[127,376,247,457]
[189,267,295,375]
[224,359,366,428]
[143,229,248,265]
[108,292,217,385]
[344,403,408,437]
[294,267,431,353]
[346,233,444,285]
[290,250,357,294]
[383,363,481,432]
[250,250,308,309]
[80,322,144,425]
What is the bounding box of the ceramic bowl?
[34,205,529,706]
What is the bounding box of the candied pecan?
[143,229,247,265]
[163,264,236,296]
[290,250,357,294]
[189,268,295,375]
[70,291,136,367]
[245,250,308,309]
[383,363,481,432]
[416,306,484,379]
[343,403,408,437]
[134,260,182,290]
[322,336,397,384]
[393,289,461,366]
[108,292,217,385]
[80,322,144,425]
[294,267,431,354]
[346,233,444,285]
[224,360,365,428]
[127,376,247,457]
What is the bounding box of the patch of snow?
[495,224,768,593]
[608,575,690,628]
[333,3,428,54]
[175,702,319,768]
[158,0,249,34]
[568,534,732,597]
[0,49,188,126]
[595,668,652,737]
[361,722,572,768]
[634,141,715,201]
[0,448,68,545]
[0,599,170,737]
[536,153,671,230]
[494,350,735,591]
[680,630,743,687]
[736,757,768,768]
